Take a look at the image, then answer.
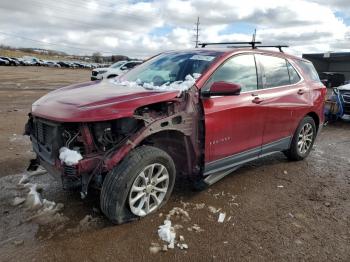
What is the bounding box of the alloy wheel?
[129,163,169,216]
[297,123,314,154]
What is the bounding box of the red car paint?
[28,48,326,190]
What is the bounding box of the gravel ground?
[0,66,349,262]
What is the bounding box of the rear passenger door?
[255,54,309,148]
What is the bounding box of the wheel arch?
[139,129,196,178]
[306,111,320,132]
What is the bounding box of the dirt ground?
[0,66,349,262]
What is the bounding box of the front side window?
[206,54,258,92]
[257,55,290,88]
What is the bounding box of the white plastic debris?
[158,219,176,248]
[277,185,284,188]
[59,147,83,166]
[179,235,184,241]
[218,212,226,223]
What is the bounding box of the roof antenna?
[252,29,257,49]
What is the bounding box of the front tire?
[100,146,176,224]
[285,116,316,161]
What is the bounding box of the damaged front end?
[25,87,203,196]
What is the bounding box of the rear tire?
[100,146,176,224]
[284,116,316,161]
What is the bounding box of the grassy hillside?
[0,49,78,61]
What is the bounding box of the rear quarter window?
[287,61,301,84]
[296,60,320,82]
[256,54,290,88]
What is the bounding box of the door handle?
[297,89,306,95]
[252,97,263,104]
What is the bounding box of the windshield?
[121,51,222,88]
[110,61,125,68]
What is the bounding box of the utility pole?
[194,17,200,48]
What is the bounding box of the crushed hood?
[32,80,180,122]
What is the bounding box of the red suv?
[25,43,326,223]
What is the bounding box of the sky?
[0,0,350,58]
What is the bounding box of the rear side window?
[296,60,320,82]
[287,61,301,84]
[257,55,290,88]
[206,54,257,92]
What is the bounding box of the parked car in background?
[26,43,326,224]
[0,56,19,66]
[0,58,9,66]
[91,60,142,80]
[11,57,26,66]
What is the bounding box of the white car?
[91,60,142,81]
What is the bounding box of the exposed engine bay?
[26,87,202,196]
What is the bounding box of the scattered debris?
[177,243,188,250]
[59,147,83,166]
[324,202,331,207]
[227,216,232,222]
[166,207,190,221]
[12,197,25,206]
[149,243,162,254]
[194,203,205,210]
[283,170,288,175]
[208,206,221,214]
[13,239,24,246]
[288,212,295,218]
[188,224,204,232]
[179,235,184,241]
[277,185,284,188]
[218,213,226,223]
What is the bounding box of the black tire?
[284,116,316,161]
[100,145,176,224]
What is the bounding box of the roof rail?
[255,45,289,52]
[199,41,262,48]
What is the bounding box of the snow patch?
[115,74,197,95]
[59,147,83,166]
[24,183,42,210]
[158,219,176,248]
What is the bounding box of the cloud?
[0,0,349,57]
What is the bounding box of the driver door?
[202,54,265,174]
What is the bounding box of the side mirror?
[203,81,241,97]
[120,66,127,70]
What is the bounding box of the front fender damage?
[104,86,203,179]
